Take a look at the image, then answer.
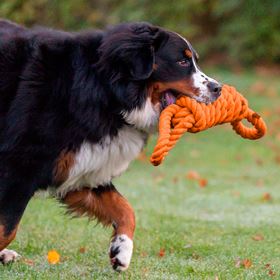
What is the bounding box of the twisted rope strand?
[150,84,267,166]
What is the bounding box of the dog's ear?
[97,23,166,81]
[127,44,155,80]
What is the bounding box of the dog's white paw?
[0,249,20,264]
[109,234,133,272]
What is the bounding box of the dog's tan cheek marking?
[151,80,200,98]
[148,84,161,105]
[185,49,192,58]
[0,224,18,251]
[53,151,75,184]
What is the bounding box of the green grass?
[1,69,280,279]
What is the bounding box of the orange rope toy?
[150,84,267,166]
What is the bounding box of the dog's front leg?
[62,184,135,272]
[0,179,34,264]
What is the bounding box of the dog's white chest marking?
[56,126,146,197]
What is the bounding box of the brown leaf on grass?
[242,259,252,268]
[256,179,264,188]
[79,247,86,253]
[255,158,264,166]
[186,170,200,180]
[252,234,264,241]
[262,192,272,202]
[158,248,165,257]
[199,178,208,188]
[264,263,276,276]
[265,263,271,269]
[274,155,280,165]
[235,154,243,161]
[235,258,252,268]
[172,176,179,183]
[231,191,241,197]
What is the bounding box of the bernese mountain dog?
[0,19,221,271]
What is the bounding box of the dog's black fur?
[0,21,161,228]
[0,19,222,269]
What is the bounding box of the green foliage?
[0,0,279,65]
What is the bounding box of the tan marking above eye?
[184,49,192,58]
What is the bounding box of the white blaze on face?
[174,32,220,103]
[191,58,220,103]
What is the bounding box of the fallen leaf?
[268,269,275,277]
[262,192,272,202]
[172,176,179,183]
[255,158,264,166]
[265,263,271,269]
[79,247,86,253]
[274,155,280,165]
[186,170,200,180]
[242,259,252,268]
[256,179,264,187]
[199,178,208,188]
[158,248,165,257]
[47,250,60,264]
[232,191,241,197]
[252,234,264,241]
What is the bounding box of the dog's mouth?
[160,90,179,110]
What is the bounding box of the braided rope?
[150,84,267,166]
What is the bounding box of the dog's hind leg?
[0,180,34,264]
[62,184,135,272]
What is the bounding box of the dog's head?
[96,22,222,131]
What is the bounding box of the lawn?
[1,69,280,279]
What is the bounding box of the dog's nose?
[207,81,222,97]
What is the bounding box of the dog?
[0,19,221,271]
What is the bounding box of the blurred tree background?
[0,0,279,67]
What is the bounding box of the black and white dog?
[0,19,221,271]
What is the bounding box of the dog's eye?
[177,59,190,67]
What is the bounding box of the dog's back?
[0,20,29,125]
